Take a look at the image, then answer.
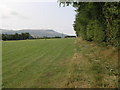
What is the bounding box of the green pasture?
[2,38,75,88]
[2,38,118,88]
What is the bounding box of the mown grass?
[64,38,118,88]
[2,38,118,88]
[2,38,75,88]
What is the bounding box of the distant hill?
[1,29,67,38]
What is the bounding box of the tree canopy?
[58,0,120,49]
[2,33,33,40]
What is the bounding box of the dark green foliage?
[103,2,120,48]
[65,35,76,38]
[92,20,105,42]
[59,1,119,48]
[73,2,107,42]
[2,33,33,40]
[86,21,94,41]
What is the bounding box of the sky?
[0,0,76,35]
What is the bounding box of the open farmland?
[2,38,75,88]
[2,38,118,88]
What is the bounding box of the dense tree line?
[65,35,76,38]
[2,33,33,40]
[59,1,119,49]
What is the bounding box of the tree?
[2,33,33,40]
[58,0,119,48]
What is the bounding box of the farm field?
[2,38,118,88]
[2,38,75,88]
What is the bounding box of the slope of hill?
[1,29,67,38]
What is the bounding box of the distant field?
[2,38,75,88]
[2,38,118,88]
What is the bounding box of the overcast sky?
[0,0,76,35]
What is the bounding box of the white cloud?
[0,4,28,19]
[0,0,57,3]
[0,5,12,18]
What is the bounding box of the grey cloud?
[1,11,29,19]
[11,11,29,19]
[1,15,9,19]
[11,11,19,15]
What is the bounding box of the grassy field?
[64,38,118,88]
[2,38,118,88]
[2,38,75,88]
